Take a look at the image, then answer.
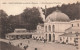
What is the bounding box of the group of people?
[36,39,47,43]
[8,39,47,50]
[17,40,30,50]
[9,40,30,50]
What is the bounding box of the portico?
[6,29,33,40]
[6,33,32,40]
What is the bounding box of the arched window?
[52,25,55,32]
[46,34,47,39]
[72,24,73,27]
[53,34,55,42]
[45,26,47,32]
[49,25,51,32]
[49,34,51,41]
[66,37,68,42]
[60,37,62,41]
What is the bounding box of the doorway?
[49,34,51,41]
[46,34,47,40]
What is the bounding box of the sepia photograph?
[0,0,80,50]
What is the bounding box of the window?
[60,37,62,41]
[70,37,72,40]
[52,25,55,32]
[36,37,37,39]
[72,24,73,27]
[45,26,47,32]
[37,26,39,29]
[66,37,68,42]
[46,34,47,39]
[15,30,26,33]
[49,25,51,32]
[78,23,79,27]
[7,36,8,38]
[33,36,34,38]
[39,36,41,38]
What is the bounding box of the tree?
[43,2,80,20]
[0,10,8,38]
[21,7,43,30]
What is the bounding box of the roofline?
[70,19,80,23]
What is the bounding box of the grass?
[0,41,24,50]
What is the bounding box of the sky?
[0,0,80,16]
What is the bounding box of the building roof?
[6,28,37,36]
[6,32,33,35]
[70,19,80,23]
[33,33,44,35]
[45,10,70,22]
[39,24,44,27]
[32,32,44,35]
[14,29,27,31]
[59,33,80,37]
[65,27,80,32]
[38,23,44,27]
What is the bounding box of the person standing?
[24,45,28,50]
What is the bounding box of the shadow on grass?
[0,41,24,50]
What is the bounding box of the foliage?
[8,7,43,31]
[43,2,80,20]
[0,10,8,38]
[20,7,43,30]
[0,2,80,38]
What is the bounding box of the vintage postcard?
[0,0,80,50]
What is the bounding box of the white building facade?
[59,20,80,45]
[44,10,71,42]
[6,29,33,40]
[78,35,80,50]
[32,24,44,41]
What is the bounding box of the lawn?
[0,41,24,50]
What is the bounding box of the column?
[51,34,53,42]
[47,25,49,32]
[47,34,49,42]
[51,25,53,32]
